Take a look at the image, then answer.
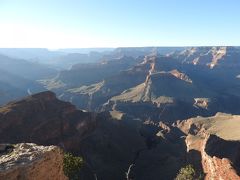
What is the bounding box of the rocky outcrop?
[0,143,67,180]
[194,98,211,109]
[177,114,240,179]
[202,134,240,179]
[170,69,192,83]
[184,133,240,179]
[209,47,227,68]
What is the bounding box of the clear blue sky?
[0,0,239,48]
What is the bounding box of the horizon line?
[0,45,239,50]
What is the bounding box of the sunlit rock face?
[175,46,240,68]
[202,134,240,180]
[177,114,240,179]
[0,143,67,180]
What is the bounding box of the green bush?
[175,164,197,180]
[63,152,84,180]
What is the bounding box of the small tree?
[175,164,196,180]
[63,152,84,180]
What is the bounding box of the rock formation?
[202,134,240,179]
[177,114,240,179]
[0,143,67,180]
[0,91,96,150]
[0,91,146,180]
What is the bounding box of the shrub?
[63,152,84,180]
[175,164,197,180]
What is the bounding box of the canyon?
[0,46,240,179]
[0,91,240,179]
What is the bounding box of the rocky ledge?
[202,134,240,179]
[0,143,67,180]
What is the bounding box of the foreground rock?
[202,134,240,180]
[0,143,67,180]
[176,113,240,179]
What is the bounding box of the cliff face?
[0,143,67,180]
[185,133,240,179]
[202,134,240,180]
[178,114,240,179]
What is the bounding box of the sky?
[0,0,239,48]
